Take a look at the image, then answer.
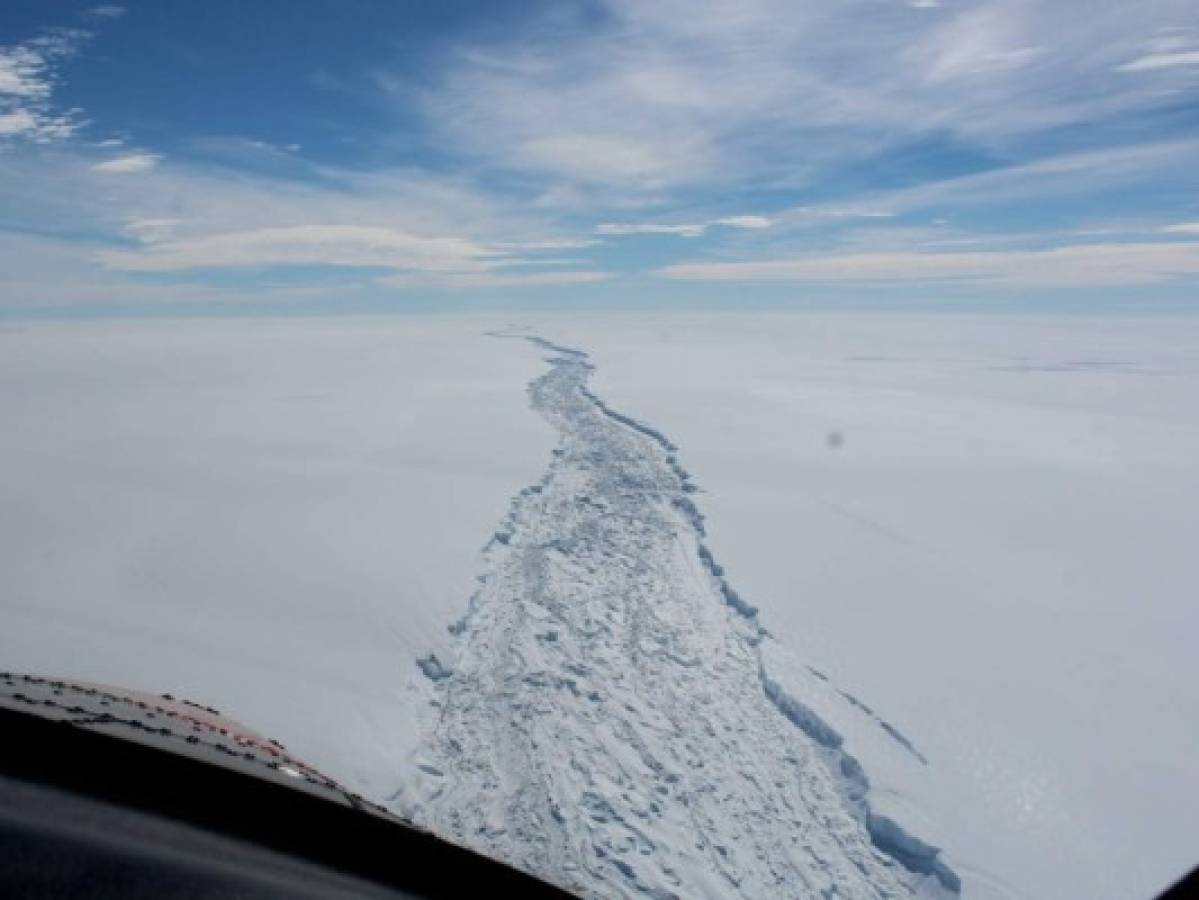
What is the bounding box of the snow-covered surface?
[0,316,554,797]
[2,313,1197,899]
[536,313,1199,900]
[401,336,954,898]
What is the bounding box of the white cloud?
[786,206,896,220]
[3,229,595,308]
[92,152,161,174]
[87,214,614,294]
[0,29,90,142]
[1164,222,1199,234]
[123,217,182,243]
[495,239,602,250]
[379,269,611,290]
[658,240,1199,288]
[913,6,1043,84]
[597,215,772,238]
[487,256,590,268]
[774,139,1199,228]
[8,1,1197,307]
[1,143,591,267]
[0,109,39,136]
[1115,29,1199,72]
[0,230,345,308]
[96,225,504,273]
[0,48,50,99]
[1117,50,1199,71]
[715,215,772,230]
[89,5,127,18]
[409,0,1191,199]
[519,133,709,187]
[96,222,612,291]
[598,222,707,238]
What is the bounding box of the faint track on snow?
[403,335,958,899]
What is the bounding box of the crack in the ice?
[405,334,958,898]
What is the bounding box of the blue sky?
[2,0,1199,314]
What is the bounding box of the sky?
[2,0,1198,315]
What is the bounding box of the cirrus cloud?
[92,152,161,174]
[597,215,772,238]
[96,225,504,273]
[94,223,609,291]
[659,240,1199,288]
[379,269,611,290]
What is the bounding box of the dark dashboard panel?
[0,675,569,899]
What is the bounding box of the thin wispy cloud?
[596,216,771,238]
[122,217,181,243]
[95,222,608,292]
[772,139,1199,230]
[92,152,160,174]
[786,208,897,222]
[496,239,602,251]
[2,1,1198,308]
[1117,49,1199,71]
[0,28,90,142]
[914,6,1043,83]
[379,269,611,290]
[660,240,1199,288]
[1115,29,1199,71]
[415,0,1199,201]
[97,225,506,273]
